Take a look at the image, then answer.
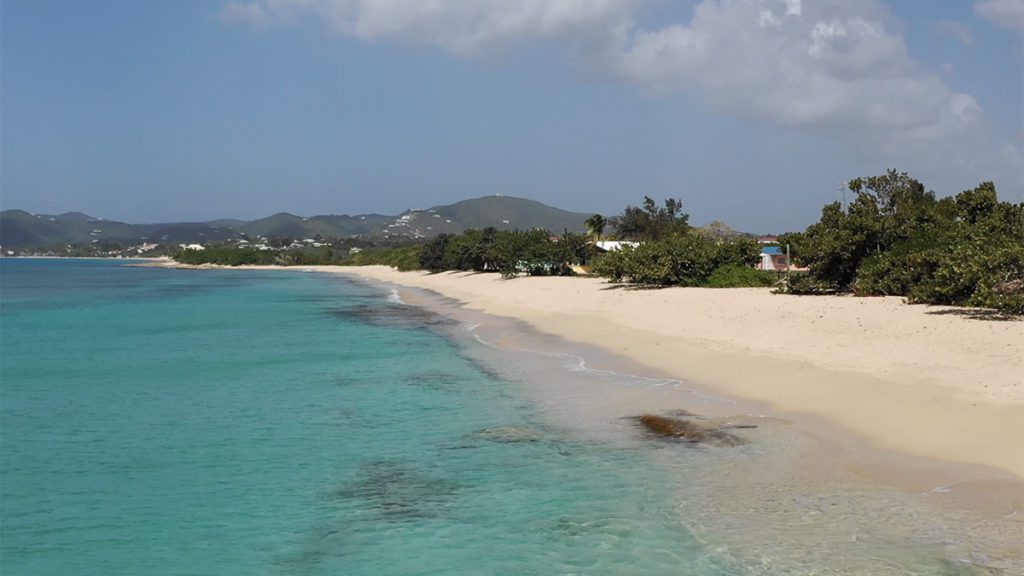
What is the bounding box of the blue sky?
[2,0,1021,232]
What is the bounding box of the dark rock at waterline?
[635,414,750,447]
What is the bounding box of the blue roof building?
[758,245,788,271]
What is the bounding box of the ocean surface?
[1,259,1018,575]
[1,259,717,575]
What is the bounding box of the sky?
[1,0,1022,232]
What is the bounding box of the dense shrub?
[772,273,834,295]
[591,236,760,286]
[346,245,422,271]
[173,244,422,270]
[706,264,777,288]
[419,228,591,277]
[609,197,690,240]
[174,247,277,266]
[786,173,1024,313]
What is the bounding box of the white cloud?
[612,2,958,134]
[219,1,269,27]
[933,20,974,46]
[975,0,1024,32]
[218,0,637,55]
[219,0,1022,194]
[608,0,1019,193]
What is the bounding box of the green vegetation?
[781,171,1024,314]
[706,264,777,288]
[419,228,591,278]
[590,234,762,286]
[171,244,424,269]
[423,196,589,235]
[585,214,607,240]
[169,227,591,277]
[160,175,1022,315]
[174,247,278,266]
[586,197,763,287]
[346,246,422,271]
[609,196,690,241]
[0,196,589,252]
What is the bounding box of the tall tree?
[585,214,607,241]
[789,172,1024,313]
[610,197,689,241]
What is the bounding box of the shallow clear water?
[2,260,1018,576]
[1,260,723,575]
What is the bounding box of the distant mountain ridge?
[0,196,592,248]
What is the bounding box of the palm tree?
[585,214,606,242]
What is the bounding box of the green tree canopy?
[610,197,690,241]
[787,171,1024,313]
[585,214,607,241]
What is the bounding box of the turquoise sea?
[2,259,1019,575]
[1,259,719,575]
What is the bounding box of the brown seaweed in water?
[330,460,459,522]
[635,414,751,447]
[326,304,456,329]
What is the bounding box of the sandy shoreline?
[337,266,1024,483]
[140,261,1024,490]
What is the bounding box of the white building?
[594,240,640,252]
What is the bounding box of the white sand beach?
[328,266,1024,490]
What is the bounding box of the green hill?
[382,196,589,239]
[237,212,393,239]
[0,210,138,246]
[0,211,239,248]
[236,196,588,240]
[0,196,592,248]
[430,195,588,233]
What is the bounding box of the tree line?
[173,172,1024,313]
[413,197,767,287]
[578,196,768,287]
[418,228,591,277]
[778,170,1023,313]
[173,196,773,287]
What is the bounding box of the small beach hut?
[758,246,788,271]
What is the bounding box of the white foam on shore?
[463,320,739,408]
[386,288,406,304]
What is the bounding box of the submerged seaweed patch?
[470,426,544,443]
[326,304,457,330]
[330,460,460,522]
[406,371,464,392]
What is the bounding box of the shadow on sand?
[925,308,1021,322]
